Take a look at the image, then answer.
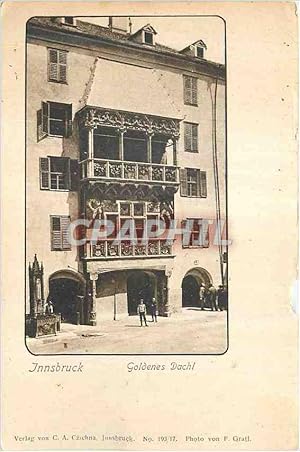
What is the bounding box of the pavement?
[26,308,228,355]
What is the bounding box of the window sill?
[40,188,70,192]
[182,245,209,249]
[184,102,198,107]
[47,134,66,138]
[180,195,207,199]
[184,149,199,153]
[48,79,68,85]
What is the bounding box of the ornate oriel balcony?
[80,158,179,184]
[77,106,181,187]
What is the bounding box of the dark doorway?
[182,275,200,307]
[49,278,82,324]
[127,271,156,315]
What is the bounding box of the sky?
[77,16,225,64]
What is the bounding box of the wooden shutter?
[70,159,79,191]
[199,170,207,198]
[40,157,50,189]
[51,216,62,250]
[49,49,67,83]
[184,123,192,151]
[42,101,49,135]
[183,76,191,104]
[192,124,198,152]
[48,49,58,81]
[37,109,46,142]
[59,64,67,83]
[37,102,49,141]
[191,78,198,105]
[180,168,188,196]
[58,51,67,83]
[51,216,71,250]
[181,219,188,248]
[61,216,71,250]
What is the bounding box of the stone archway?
[49,270,86,324]
[127,270,157,315]
[181,267,212,308]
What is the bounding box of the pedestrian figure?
[137,299,148,327]
[44,299,54,314]
[208,284,218,311]
[151,297,158,322]
[217,285,225,311]
[199,283,206,310]
[222,286,228,310]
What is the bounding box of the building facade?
[26,16,226,325]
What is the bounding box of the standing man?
[223,285,228,310]
[208,284,218,311]
[137,299,148,327]
[150,298,158,322]
[199,283,206,310]
[217,285,225,311]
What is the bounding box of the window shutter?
[42,101,49,135]
[49,49,58,81]
[51,216,62,250]
[48,49,67,83]
[40,157,50,189]
[49,62,59,81]
[199,171,207,198]
[58,50,67,65]
[49,49,58,63]
[58,51,67,82]
[181,219,189,248]
[70,159,79,191]
[51,216,71,251]
[59,64,67,83]
[183,76,191,104]
[184,123,191,151]
[180,168,188,197]
[61,216,71,250]
[191,78,198,105]
[192,124,198,152]
[37,109,47,142]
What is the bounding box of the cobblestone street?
[27,309,228,355]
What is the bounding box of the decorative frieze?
[78,106,180,138]
[81,159,179,187]
[88,240,173,259]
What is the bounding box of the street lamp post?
[111,277,117,321]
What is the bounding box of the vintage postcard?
[1,1,298,450]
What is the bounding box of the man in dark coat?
[217,285,225,311]
[150,297,158,322]
[217,285,228,311]
[208,284,218,311]
[199,283,206,310]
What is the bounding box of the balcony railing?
[80,158,179,185]
[83,240,173,259]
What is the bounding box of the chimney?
[108,17,129,34]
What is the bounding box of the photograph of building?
[25,15,227,354]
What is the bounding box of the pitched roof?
[130,24,158,37]
[27,17,225,73]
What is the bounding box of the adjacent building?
[26,16,226,325]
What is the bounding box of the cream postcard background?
[1,2,298,450]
